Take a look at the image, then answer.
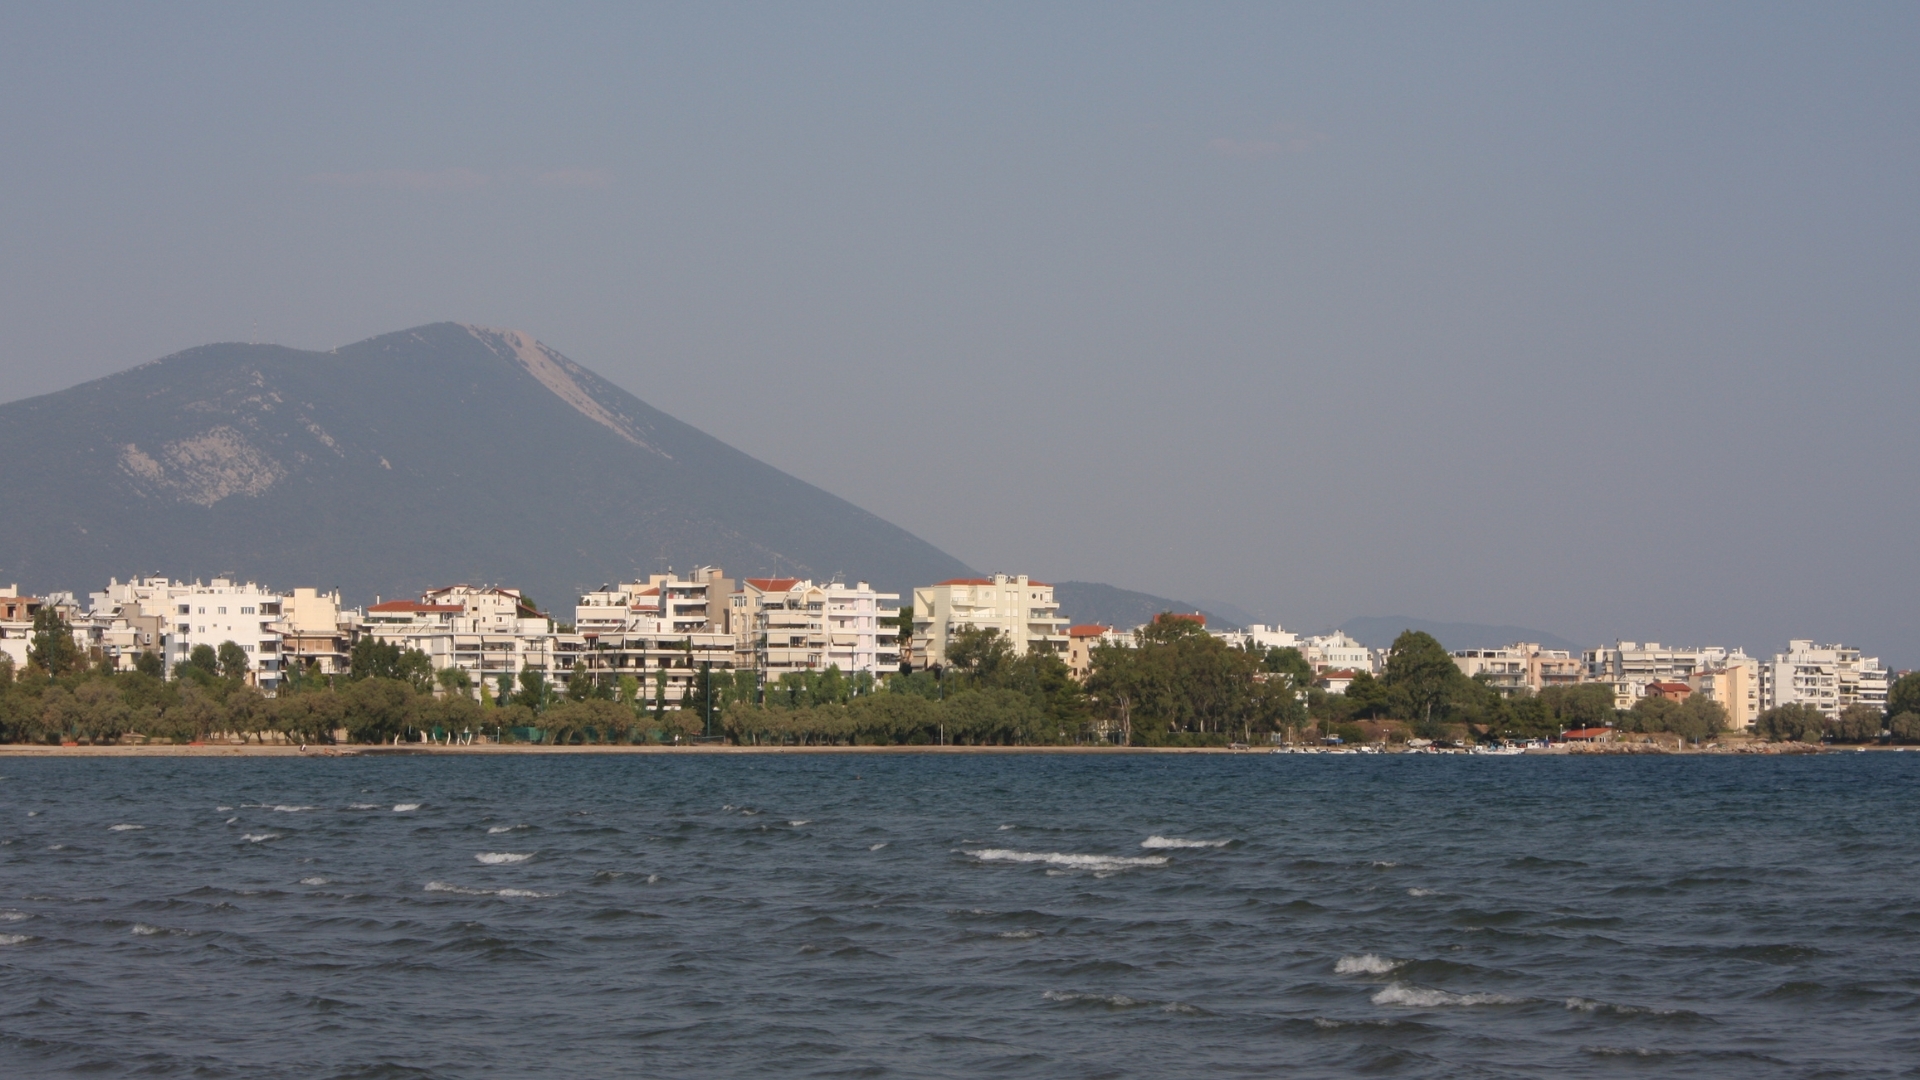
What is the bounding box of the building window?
[241,606,255,615]
[217,607,227,615]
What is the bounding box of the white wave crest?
[998,824,1017,830]
[996,929,1043,939]
[1407,887,1437,897]
[347,803,380,810]
[241,833,281,843]
[108,824,144,832]
[0,934,30,946]
[215,806,232,811]
[475,852,534,864]
[1141,836,1228,849]
[392,803,420,812]
[869,842,888,851]
[1335,954,1401,975]
[487,825,522,834]
[1043,990,1144,1007]
[645,874,660,884]
[298,877,329,885]
[130,923,165,936]
[425,881,557,898]
[788,820,810,826]
[0,911,29,922]
[271,805,317,812]
[966,848,1168,871]
[1372,982,1525,1007]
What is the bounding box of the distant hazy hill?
[0,323,972,606]
[1338,616,1581,655]
[1053,581,1231,632]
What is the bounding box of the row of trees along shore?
[4,606,1919,746]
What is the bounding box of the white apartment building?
[728,577,899,677]
[566,581,736,704]
[101,578,288,687]
[363,586,563,691]
[1760,640,1888,720]
[910,574,1069,669]
[1452,643,1584,696]
[278,587,354,676]
[1297,631,1376,676]
[1210,623,1302,652]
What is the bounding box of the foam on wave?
[1335,954,1402,975]
[966,848,1169,871]
[108,824,144,832]
[298,877,329,885]
[1141,836,1228,849]
[241,833,281,843]
[0,911,29,922]
[392,804,421,812]
[1371,982,1525,1007]
[0,933,30,946]
[475,852,534,864]
[425,881,557,898]
[130,923,165,936]
[487,825,523,834]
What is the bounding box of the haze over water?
[1,753,1915,1077]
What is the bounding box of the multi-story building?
[0,585,40,669]
[1066,624,1136,680]
[910,574,1069,668]
[362,585,562,691]
[1451,642,1584,696]
[1297,631,1376,676]
[726,578,898,676]
[1760,641,1888,720]
[1692,661,1760,731]
[114,578,288,688]
[1583,641,1755,711]
[567,581,736,704]
[278,587,354,676]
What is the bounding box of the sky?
[1,3,1916,665]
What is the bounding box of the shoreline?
[0,742,1895,758]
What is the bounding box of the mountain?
[1337,616,1581,655]
[1052,581,1232,632]
[0,323,973,607]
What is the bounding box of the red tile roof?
[1647,681,1692,694]
[745,577,801,592]
[1069,624,1111,637]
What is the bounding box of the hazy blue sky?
[2,3,1915,663]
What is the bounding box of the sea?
[0,751,1916,1078]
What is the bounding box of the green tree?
[1885,673,1920,724]
[1382,631,1463,728]
[1756,702,1826,743]
[514,669,550,711]
[437,667,473,697]
[1261,646,1315,688]
[178,644,221,684]
[1890,712,1920,744]
[216,641,250,682]
[27,606,83,678]
[1832,703,1884,743]
[946,626,1015,688]
[348,636,402,681]
[342,677,419,743]
[134,651,166,679]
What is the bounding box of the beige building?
[1691,660,1760,731]
[1584,641,1756,711]
[278,587,353,676]
[910,574,1069,669]
[1066,624,1133,680]
[1452,642,1584,696]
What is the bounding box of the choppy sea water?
[1,753,1917,1078]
